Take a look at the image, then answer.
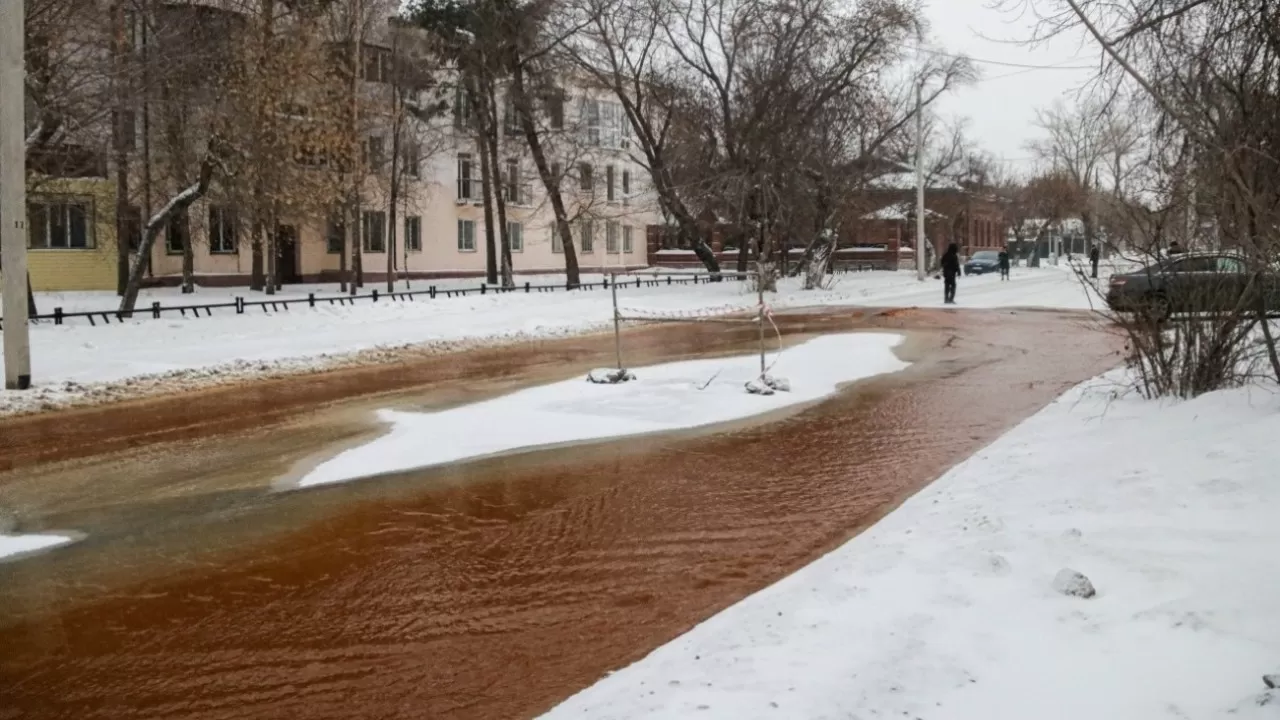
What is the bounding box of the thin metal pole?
[611,275,622,370]
[757,259,765,376]
[915,77,926,282]
[1,0,31,390]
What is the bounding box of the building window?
[582,98,601,146]
[503,96,521,136]
[362,45,391,83]
[547,92,565,130]
[551,224,563,253]
[165,210,187,255]
[579,163,593,192]
[622,169,631,198]
[580,219,594,253]
[402,144,420,179]
[508,220,523,252]
[458,153,475,200]
[208,206,237,254]
[122,205,142,251]
[405,216,422,252]
[457,218,476,252]
[606,165,616,202]
[623,225,633,253]
[326,218,345,254]
[364,136,385,170]
[27,197,93,249]
[606,221,620,253]
[361,210,386,253]
[452,85,472,129]
[504,158,521,205]
[582,99,625,148]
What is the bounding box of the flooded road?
[0,308,1120,720]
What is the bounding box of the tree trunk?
[483,71,514,289]
[120,144,221,314]
[477,117,499,286]
[180,213,194,294]
[265,221,276,296]
[250,222,265,291]
[509,59,578,288]
[112,0,130,297]
[338,216,348,292]
[388,113,400,294]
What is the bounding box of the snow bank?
[542,373,1280,720]
[296,333,908,487]
[0,533,75,562]
[2,270,1095,416]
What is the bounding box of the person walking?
[941,242,960,304]
[1089,245,1100,279]
[998,247,1011,281]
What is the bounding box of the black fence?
[1,273,750,330]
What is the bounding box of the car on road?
[963,250,1001,276]
[1105,252,1280,318]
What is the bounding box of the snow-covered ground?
[0,532,76,562]
[294,333,908,487]
[0,269,1101,415]
[542,373,1280,720]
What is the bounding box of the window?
[326,218,345,254]
[457,153,475,200]
[27,198,93,249]
[547,92,565,130]
[622,169,631,198]
[361,210,386,253]
[1218,256,1245,273]
[580,220,594,253]
[1170,256,1216,273]
[508,221,523,252]
[457,218,476,251]
[364,136,385,170]
[606,221,620,253]
[452,85,472,129]
[582,98,601,146]
[582,99,625,148]
[579,163,593,191]
[405,216,422,252]
[122,205,142,251]
[607,165,616,202]
[552,224,564,253]
[362,46,391,83]
[504,96,521,136]
[165,210,187,255]
[623,225,633,253]
[504,158,521,204]
[403,144,421,178]
[208,206,237,254]
[114,110,137,151]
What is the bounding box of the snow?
[0,533,75,562]
[295,333,908,487]
[542,373,1280,720]
[1,269,1100,416]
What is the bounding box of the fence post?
[372,289,379,302]
[667,276,672,285]
[481,283,486,295]
[54,307,63,325]
[430,285,436,299]
[151,301,161,319]
[308,293,315,308]
[525,281,530,293]
[236,297,244,314]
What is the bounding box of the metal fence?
[0,272,750,330]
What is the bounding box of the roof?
[863,202,948,221]
[868,171,963,192]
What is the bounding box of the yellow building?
[23,177,121,292]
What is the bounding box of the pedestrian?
[941,242,960,304]
[998,247,1011,281]
[1089,245,1100,279]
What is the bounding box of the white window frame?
[507,220,523,252]
[606,220,620,254]
[208,205,237,255]
[361,210,387,254]
[552,225,563,253]
[457,218,477,252]
[26,197,95,250]
[405,215,422,252]
[623,225,634,253]
[580,219,594,253]
[457,153,475,201]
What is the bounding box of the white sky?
[923,0,1100,177]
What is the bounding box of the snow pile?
[542,373,1280,720]
[295,333,908,487]
[0,533,75,562]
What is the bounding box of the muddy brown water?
[0,308,1120,720]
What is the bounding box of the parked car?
[964,250,1001,276]
[1106,253,1280,318]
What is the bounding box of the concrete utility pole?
[914,77,926,282]
[1,0,32,390]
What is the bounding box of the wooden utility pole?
[1,0,31,389]
[113,0,131,295]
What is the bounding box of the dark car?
[964,250,1001,276]
[1106,253,1280,318]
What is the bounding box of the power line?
[908,43,1096,71]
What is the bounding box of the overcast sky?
[922,0,1099,176]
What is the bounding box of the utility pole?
[914,77,926,282]
[1,0,31,390]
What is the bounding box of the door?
[275,225,301,285]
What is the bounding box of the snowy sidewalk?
[0,270,1098,415]
[543,375,1280,720]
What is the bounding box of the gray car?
[1106,253,1280,318]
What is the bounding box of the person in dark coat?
[1089,245,1100,279]
[941,242,960,304]
[998,247,1011,281]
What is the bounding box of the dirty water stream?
[0,308,1119,720]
